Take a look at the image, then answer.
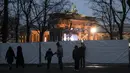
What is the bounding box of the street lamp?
[91,27,97,40]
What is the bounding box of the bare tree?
[89,0,130,40]
[15,0,20,43]
[1,0,70,43]
[19,0,34,42]
[1,0,9,43]
[31,0,71,65]
[8,0,21,42]
[90,0,115,40]
[0,0,4,41]
[0,0,4,16]
[19,0,49,42]
[32,0,71,42]
[111,0,130,39]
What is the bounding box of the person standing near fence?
[45,48,54,69]
[79,43,86,68]
[55,42,63,70]
[5,46,15,70]
[16,46,24,68]
[72,45,80,71]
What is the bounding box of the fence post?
[38,42,42,67]
[127,46,130,67]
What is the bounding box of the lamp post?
[91,27,97,40]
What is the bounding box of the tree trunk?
[109,0,113,40]
[2,0,8,43]
[26,17,30,42]
[40,0,47,42]
[15,0,20,43]
[15,21,18,42]
[15,16,19,43]
[119,25,123,40]
[39,32,42,66]
[109,33,113,40]
[38,30,45,66]
[40,32,43,42]
[119,32,123,40]
[38,0,47,64]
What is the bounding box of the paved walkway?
[0,65,130,73]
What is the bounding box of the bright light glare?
[70,37,74,41]
[44,37,47,42]
[87,66,105,68]
[91,28,96,33]
[63,34,78,41]
[81,40,83,42]
[70,28,73,30]
[70,34,78,41]
[63,34,67,41]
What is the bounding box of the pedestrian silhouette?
[72,45,80,71]
[16,46,24,68]
[5,46,15,70]
[55,42,63,70]
[45,48,54,69]
[79,43,86,68]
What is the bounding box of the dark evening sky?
[70,0,93,16]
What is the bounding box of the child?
[45,48,54,69]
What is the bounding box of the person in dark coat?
[45,48,54,69]
[5,46,15,70]
[16,46,24,68]
[72,45,80,71]
[79,43,86,68]
[55,42,63,70]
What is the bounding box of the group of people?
[72,43,86,71]
[45,42,63,70]
[5,42,86,71]
[5,46,24,70]
[45,42,86,71]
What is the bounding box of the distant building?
[19,13,130,43]
[48,13,98,41]
[18,3,130,42]
[19,12,99,42]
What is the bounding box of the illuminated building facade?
[18,4,130,42]
[19,13,130,42]
[49,13,98,41]
[18,3,100,42]
[19,13,99,42]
